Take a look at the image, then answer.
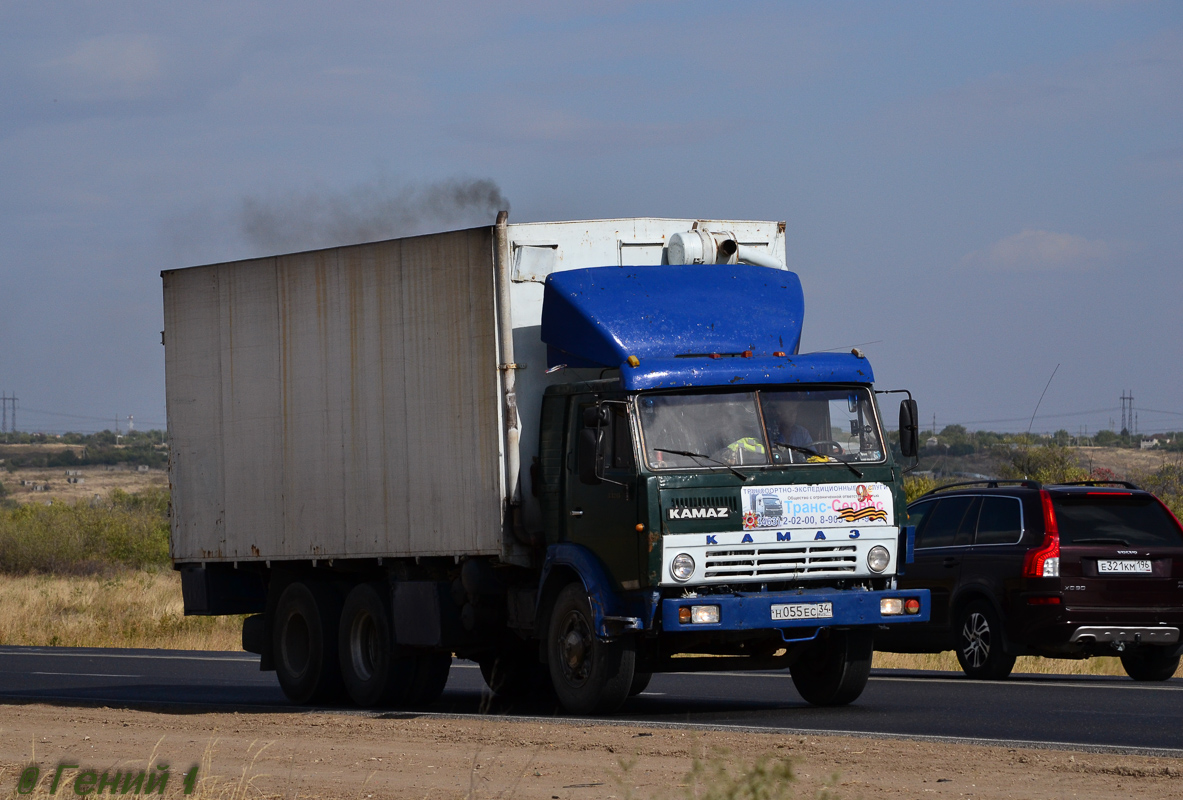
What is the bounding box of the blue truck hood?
[540,265,874,390]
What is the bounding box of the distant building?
[1140,439,1160,450]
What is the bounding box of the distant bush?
[0,488,170,574]
[1132,464,1183,520]
[903,475,938,503]
[995,443,1088,484]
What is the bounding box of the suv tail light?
[1023,489,1060,578]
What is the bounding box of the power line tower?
[0,393,15,435]
[1120,390,1134,436]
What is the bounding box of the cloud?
[961,230,1112,271]
[889,30,1183,140]
[39,35,164,102]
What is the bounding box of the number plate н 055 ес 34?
[771,602,833,621]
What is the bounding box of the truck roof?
[540,264,874,390]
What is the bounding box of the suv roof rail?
[1049,480,1143,491]
[918,479,1042,499]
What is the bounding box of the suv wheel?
[1120,648,1180,682]
[954,600,1016,680]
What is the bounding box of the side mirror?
[577,428,602,485]
[582,405,610,428]
[899,398,919,458]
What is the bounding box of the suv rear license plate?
[771,602,833,621]
[1097,559,1152,574]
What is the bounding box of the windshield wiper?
[1073,537,1131,546]
[772,442,864,479]
[654,448,750,482]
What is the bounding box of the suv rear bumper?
[1068,625,1180,645]
[1015,606,1183,655]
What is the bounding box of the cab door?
[563,397,643,588]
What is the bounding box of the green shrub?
[995,443,1087,484]
[0,489,170,574]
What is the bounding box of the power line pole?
[1120,390,1133,436]
[0,393,15,436]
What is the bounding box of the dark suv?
[875,480,1183,681]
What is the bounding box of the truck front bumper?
[660,588,930,634]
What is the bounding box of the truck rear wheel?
[547,583,635,715]
[790,629,873,706]
[273,580,343,704]
[1120,648,1181,682]
[338,582,411,707]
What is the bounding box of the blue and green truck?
[164,214,929,713]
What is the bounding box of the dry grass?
[874,650,1183,678]
[0,465,168,506]
[0,571,243,651]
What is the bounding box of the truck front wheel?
[273,581,343,704]
[790,629,873,706]
[547,583,635,715]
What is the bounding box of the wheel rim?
[350,610,379,682]
[281,613,311,678]
[557,609,594,687]
[961,611,991,668]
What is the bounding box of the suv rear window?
[1052,494,1183,548]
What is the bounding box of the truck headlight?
[670,553,695,582]
[867,545,890,573]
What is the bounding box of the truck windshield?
[638,387,884,471]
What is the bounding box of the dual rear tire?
[272,580,450,708]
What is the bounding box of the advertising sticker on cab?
[740,483,893,530]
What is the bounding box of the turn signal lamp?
[627,355,640,367]
[1023,490,1061,578]
[904,598,921,615]
[678,607,691,624]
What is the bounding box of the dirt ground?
[1,466,166,505]
[1073,446,1182,477]
[0,704,1179,800]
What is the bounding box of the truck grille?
[704,545,858,578]
[668,496,739,512]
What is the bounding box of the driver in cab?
[720,401,814,465]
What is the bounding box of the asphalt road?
[1,646,1180,756]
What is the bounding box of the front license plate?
[1098,559,1152,574]
[771,602,833,621]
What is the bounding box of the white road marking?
[31,671,141,678]
[0,650,257,664]
[665,669,1183,692]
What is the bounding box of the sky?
[0,1,1180,436]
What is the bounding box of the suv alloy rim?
[962,611,991,668]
